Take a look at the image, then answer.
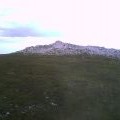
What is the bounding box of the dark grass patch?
[0,54,120,120]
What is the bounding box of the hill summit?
[17,41,120,58]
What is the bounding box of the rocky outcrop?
[17,40,120,58]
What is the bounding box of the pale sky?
[0,0,120,54]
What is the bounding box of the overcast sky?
[0,0,120,54]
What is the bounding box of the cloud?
[0,26,46,37]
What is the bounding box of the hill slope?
[17,41,120,58]
[0,54,120,120]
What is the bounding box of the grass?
[0,54,120,120]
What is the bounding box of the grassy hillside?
[0,54,120,120]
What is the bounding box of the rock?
[16,41,120,59]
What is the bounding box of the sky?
[0,0,120,54]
